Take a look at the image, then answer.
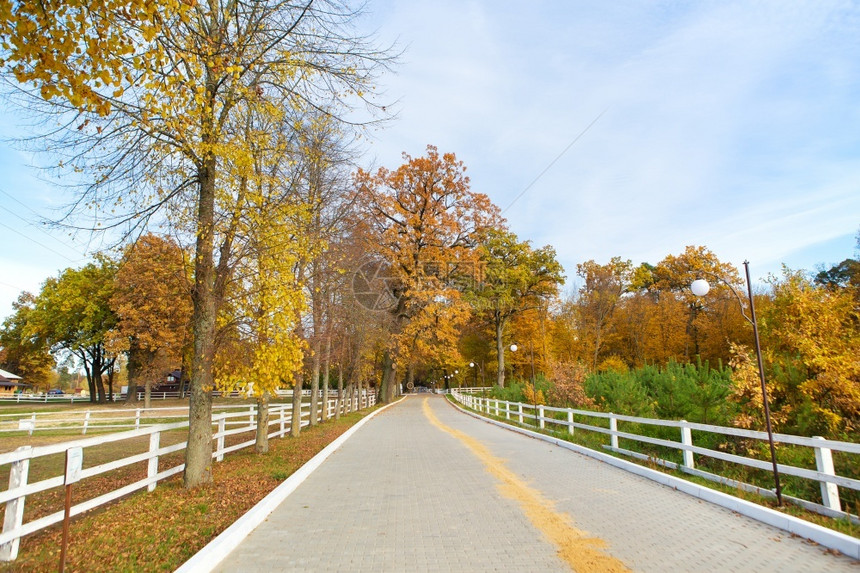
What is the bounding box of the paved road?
[215,395,857,572]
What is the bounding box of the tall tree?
[470,228,563,387]
[27,258,118,402]
[651,246,741,360]
[109,233,193,408]
[0,293,56,390]
[575,257,632,370]
[759,267,860,435]
[355,145,501,402]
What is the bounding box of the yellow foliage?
[522,383,546,406]
[597,355,628,374]
[0,0,192,116]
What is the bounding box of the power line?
[0,279,28,292]
[502,108,608,214]
[0,219,80,262]
[0,187,88,258]
[0,187,41,216]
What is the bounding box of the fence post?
[82,411,91,435]
[216,415,226,462]
[609,415,618,449]
[28,414,35,436]
[495,400,499,416]
[506,401,511,420]
[135,409,141,430]
[567,410,574,435]
[538,406,545,430]
[280,406,286,438]
[0,446,32,561]
[518,403,523,424]
[147,432,160,492]
[248,406,255,429]
[680,421,694,469]
[813,436,841,512]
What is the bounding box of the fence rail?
[450,390,858,521]
[0,388,340,405]
[0,390,375,561]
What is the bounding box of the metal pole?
[59,483,72,572]
[530,341,538,427]
[744,261,783,506]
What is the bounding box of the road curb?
[446,397,860,561]
[174,397,406,573]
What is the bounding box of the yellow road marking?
[422,398,630,573]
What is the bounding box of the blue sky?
[2,0,859,318]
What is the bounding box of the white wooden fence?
[451,390,860,520]
[0,391,375,561]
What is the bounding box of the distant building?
[0,368,31,392]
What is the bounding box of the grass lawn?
[0,407,375,572]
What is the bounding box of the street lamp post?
[508,344,518,384]
[691,261,783,506]
[469,362,478,388]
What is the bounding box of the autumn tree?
[216,201,307,453]
[651,246,742,361]
[470,228,563,387]
[26,258,118,402]
[291,115,360,427]
[758,267,860,436]
[109,233,192,408]
[355,145,501,402]
[0,293,56,390]
[574,257,633,370]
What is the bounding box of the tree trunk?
[82,357,96,403]
[184,152,217,489]
[145,380,152,409]
[92,349,107,404]
[335,366,344,420]
[406,365,415,395]
[95,374,107,403]
[321,335,331,422]
[379,351,396,403]
[309,339,321,426]
[106,363,115,402]
[255,392,269,454]
[125,345,140,404]
[291,370,304,437]
[495,314,506,388]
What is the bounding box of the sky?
[1,0,859,319]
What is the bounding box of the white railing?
[450,390,860,520]
[0,391,376,561]
[0,388,345,405]
[0,404,276,436]
[0,390,357,436]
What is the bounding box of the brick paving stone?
[214,395,858,572]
